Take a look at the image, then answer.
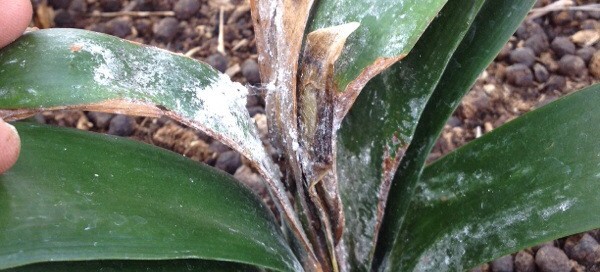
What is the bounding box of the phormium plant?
[1,0,599,271]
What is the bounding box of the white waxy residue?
[76,41,122,86]
[539,199,575,220]
[70,31,282,183]
[414,205,533,272]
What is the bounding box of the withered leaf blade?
[0,29,304,262]
[249,0,312,192]
[297,22,359,272]
[250,0,323,269]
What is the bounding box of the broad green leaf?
[378,1,535,269]
[389,84,600,271]
[334,0,485,270]
[0,28,279,186]
[0,29,310,260]
[308,0,447,109]
[0,123,301,272]
[7,259,258,272]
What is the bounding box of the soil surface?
[28,0,600,271]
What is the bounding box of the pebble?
[570,260,586,272]
[509,47,536,67]
[87,112,114,130]
[590,230,600,242]
[151,0,173,10]
[247,106,265,117]
[107,115,136,136]
[515,21,545,41]
[98,0,121,12]
[447,116,462,127]
[215,151,242,175]
[253,113,269,139]
[571,30,600,47]
[153,17,180,42]
[548,26,564,42]
[589,51,600,78]
[490,255,513,272]
[544,75,566,92]
[209,141,231,153]
[88,22,106,33]
[525,33,550,55]
[575,11,589,21]
[539,52,560,72]
[34,113,46,124]
[69,0,87,14]
[577,47,596,63]
[535,246,571,272]
[174,0,201,20]
[533,63,550,82]
[206,53,229,73]
[242,59,261,85]
[106,17,132,38]
[496,42,513,61]
[551,37,576,58]
[551,10,572,26]
[506,64,534,87]
[53,9,74,27]
[49,0,71,9]
[246,94,265,108]
[134,19,153,37]
[233,165,265,193]
[514,251,535,272]
[568,234,600,266]
[581,19,600,30]
[533,241,556,252]
[558,54,586,77]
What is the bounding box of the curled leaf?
[0,29,304,263]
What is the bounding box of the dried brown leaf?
[297,23,360,272]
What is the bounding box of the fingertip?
[0,0,33,48]
[0,119,21,174]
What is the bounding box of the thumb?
[0,0,33,48]
[0,118,20,174]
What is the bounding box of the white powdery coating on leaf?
[413,205,534,272]
[539,199,575,220]
[76,35,281,181]
[336,143,377,266]
[78,41,122,86]
[412,195,578,271]
[193,72,249,134]
[191,73,281,179]
[194,75,274,167]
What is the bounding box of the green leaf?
[377,1,535,269]
[0,29,311,260]
[0,28,281,199]
[334,0,485,270]
[7,259,258,272]
[308,0,447,95]
[389,83,600,271]
[0,123,301,272]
